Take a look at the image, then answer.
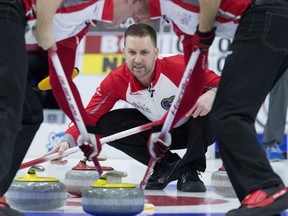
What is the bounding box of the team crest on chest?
[161,96,175,110]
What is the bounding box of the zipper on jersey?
[148,85,155,98]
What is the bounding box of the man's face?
[123,36,158,81]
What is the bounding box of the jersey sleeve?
[65,71,122,143]
[203,68,220,92]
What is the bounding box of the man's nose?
[134,54,142,63]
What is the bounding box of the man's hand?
[77,133,102,161]
[44,141,70,165]
[186,90,216,118]
[33,26,57,51]
[148,132,171,161]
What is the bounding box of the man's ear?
[155,48,159,58]
[123,47,126,59]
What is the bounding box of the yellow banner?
[82,54,125,75]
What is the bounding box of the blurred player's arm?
[198,0,221,32]
[192,0,221,52]
[34,0,63,50]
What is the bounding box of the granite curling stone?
[82,171,144,216]
[65,158,115,197]
[5,165,67,211]
[211,166,236,198]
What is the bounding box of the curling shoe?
[0,197,24,216]
[227,184,288,216]
[177,168,206,192]
[145,154,181,190]
[265,143,285,162]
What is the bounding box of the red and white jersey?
[149,0,251,39]
[66,54,220,141]
[23,0,114,45]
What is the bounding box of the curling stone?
[65,158,116,197]
[211,166,236,198]
[82,173,145,216]
[5,165,67,211]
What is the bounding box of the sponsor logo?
[130,92,142,95]
[131,102,152,113]
[96,87,102,96]
[82,54,125,75]
[46,132,65,152]
[178,12,193,28]
[171,66,194,116]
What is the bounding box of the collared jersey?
[66,54,220,141]
[23,0,114,45]
[149,0,251,39]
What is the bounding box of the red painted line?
[145,195,228,206]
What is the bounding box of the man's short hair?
[124,23,157,47]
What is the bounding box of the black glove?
[192,25,216,52]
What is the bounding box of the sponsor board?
[82,54,125,75]
[80,34,230,75]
